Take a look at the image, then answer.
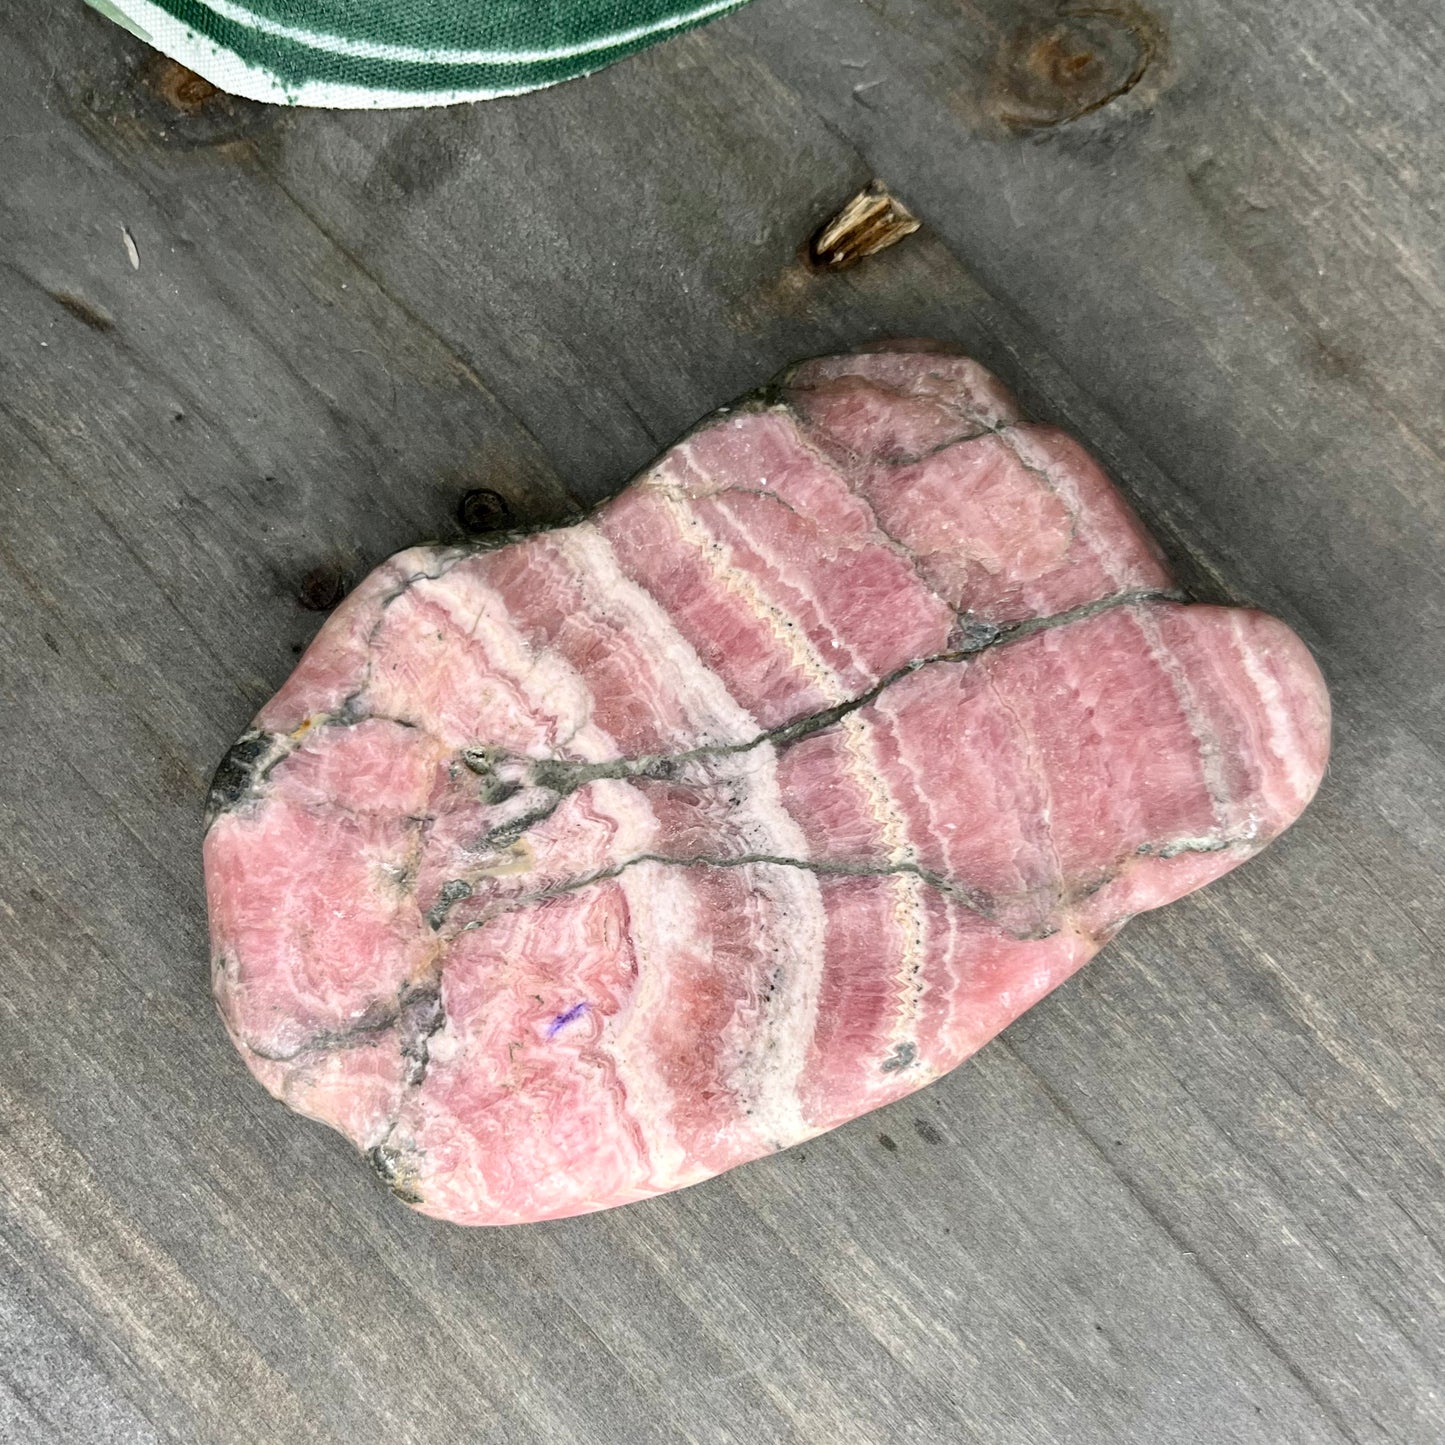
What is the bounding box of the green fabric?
[86,0,751,106]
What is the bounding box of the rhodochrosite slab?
[204,345,1330,1226]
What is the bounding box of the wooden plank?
[0,0,1441,1441]
[730,6,1445,1440]
[0,1241,160,1445]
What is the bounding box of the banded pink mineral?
[204,344,1330,1225]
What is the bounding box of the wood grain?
[1,1,1440,1440]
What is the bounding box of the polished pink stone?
[203,344,1330,1225]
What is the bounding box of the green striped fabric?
[87,0,752,106]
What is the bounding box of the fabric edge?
[84,0,745,108]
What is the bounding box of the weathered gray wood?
[1,1,1441,1441]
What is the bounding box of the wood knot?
[990,3,1162,130]
[296,563,348,612]
[121,54,274,149]
[147,59,221,116]
[457,488,514,534]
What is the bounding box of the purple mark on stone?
[546,1002,588,1038]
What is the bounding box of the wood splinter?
[808,181,921,269]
